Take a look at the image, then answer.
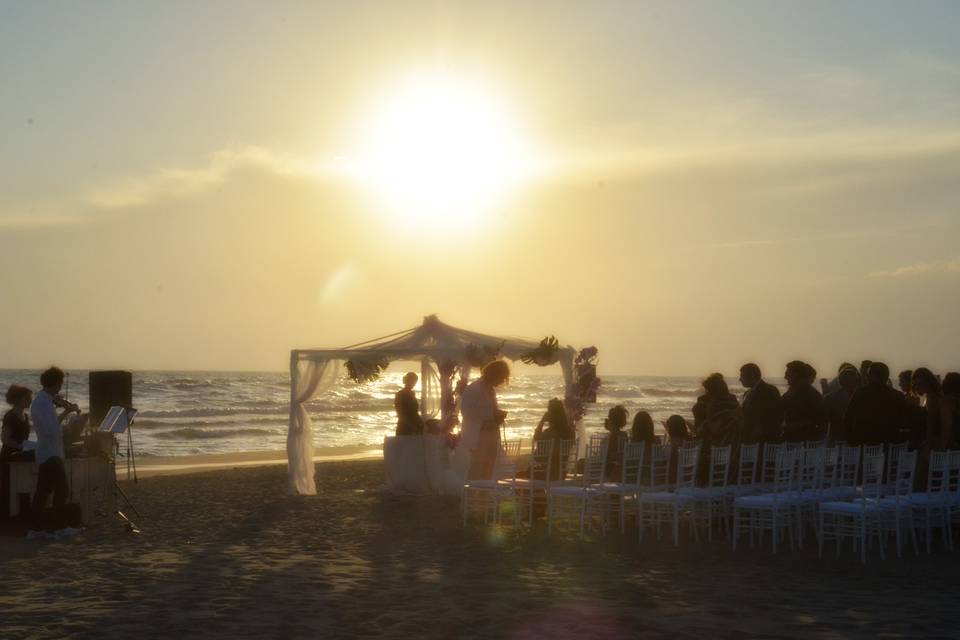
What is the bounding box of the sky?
[1,0,959,376]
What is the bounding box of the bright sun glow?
[341,71,545,226]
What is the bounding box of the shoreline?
[131,445,383,478]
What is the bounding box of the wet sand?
[2,459,958,639]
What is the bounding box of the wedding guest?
[782,361,827,442]
[898,370,919,404]
[459,360,510,480]
[843,362,908,445]
[824,362,857,395]
[2,385,34,461]
[664,415,691,443]
[943,373,960,449]
[859,360,874,387]
[2,385,34,519]
[898,369,926,446]
[30,367,81,525]
[693,373,742,446]
[739,363,783,444]
[604,405,629,481]
[824,365,860,444]
[913,368,955,451]
[630,411,657,444]
[534,398,575,441]
[394,372,424,436]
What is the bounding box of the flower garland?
[344,357,390,384]
[565,346,601,422]
[520,335,560,366]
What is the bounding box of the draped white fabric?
[287,357,341,495]
[419,359,441,419]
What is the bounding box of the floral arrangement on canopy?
[520,335,560,366]
[565,346,601,422]
[464,341,504,368]
[345,356,390,384]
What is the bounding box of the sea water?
[0,369,760,457]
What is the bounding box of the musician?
[2,385,34,461]
[30,367,81,519]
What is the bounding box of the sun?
[340,71,544,226]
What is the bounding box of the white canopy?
[287,315,577,494]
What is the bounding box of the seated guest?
[943,373,960,450]
[824,365,860,444]
[394,372,424,436]
[739,363,783,444]
[2,385,34,461]
[843,362,908,445]
[30,367,81,528]
[630,411,657,444]
[533,398,575,441]
[533,398,575,480]
[913,368,955,451]
[603,405,629,481]
[664,414,691,443]
[782,361,827,442]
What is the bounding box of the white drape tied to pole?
[287,356,341,495]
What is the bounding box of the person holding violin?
[29,367,82,520]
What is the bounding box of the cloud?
[0,213,89,229]
[85,146,322,211]
[870,258,960,279]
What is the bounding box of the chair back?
[736,443,759,487]
[885,442,908,486]
[837,445,861,489]
[946,451,960,497]
[863,444,883,459]
[647,442,671,491]
[860,453,885,501]
[927,451,950,494]
[557,438,579,481]
[493,439,523,479]
[892,450,918,498]
[804,440,825,449]
[582,435,608,486]
[819,447,839,489]
[528,439,554,482]
[770,448,798,494]
[797,448,824,491]
[707,445,732,489]
[761,443,783,486]
[621,442,646,487]
[674,443,700,491]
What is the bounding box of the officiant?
[459,360,510,480]
[394,372,424,436]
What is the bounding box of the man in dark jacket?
[843,362,909,445]
[738,363,784,444]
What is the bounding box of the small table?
[7,457,116,524]
[383,435,451,495]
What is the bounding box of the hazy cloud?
[871,258,960,279]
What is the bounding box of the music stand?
[98,406,141,521]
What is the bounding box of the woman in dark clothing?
[630,411,657,484]
[2,385,33,460]
[913,368,954,451]
[782,361,827,443]
[943,373,960,449]
[394,372,424,436]
[692,373,742,484]
[533,398,575,480]
[604,405,629,481]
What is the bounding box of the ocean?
[0,369,771,457]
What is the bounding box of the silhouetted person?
[533,398,575,480]
[824,365,860,444]
[843,362,908,445]
[739,363,783,444]
[898,369,925,447]
[630,411,657,444]
[782,361,826,442]
[943,373,960,450]
[30,367,81,528]
[459,360,510,480]
[692,373,742,484]
[394,372,424,436]
[604,405,629,481]
[823,362,856,395]
[913,368,954,451]
[664,415,691,484]
[2,385,34,461]
[859,360,874,387]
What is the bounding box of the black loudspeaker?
[88,371,133,429]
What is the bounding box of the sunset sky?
[2,1,959,376]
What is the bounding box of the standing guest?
[824,365,861,444]
[2,385,34,520]
[824,362,857,395]
[603,405,629,481]
[30,367,81,526]
[899,370,920,405]
[942,373,960,449]
[394,372,424,436]
[739,363,783,444]
[899,369,925,447]
[2,385,34,461]
[458,360,510,480]
[859,360,874,387]
[843,362,909,445]
[692,373,742,484]
[782,361,827,443]
[913,368,955,451]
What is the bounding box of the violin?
[54,395,81,414]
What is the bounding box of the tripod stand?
[100,407,142,525]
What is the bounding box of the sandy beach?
[1,457,958,639]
